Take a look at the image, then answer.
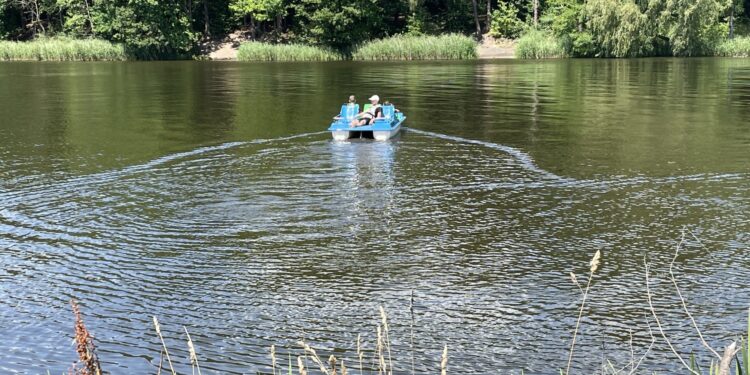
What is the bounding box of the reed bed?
[714,37,750,57]
[352,34,478,60]
[515,29,566,59]
[0,38,127,61]
[237,42,344,62]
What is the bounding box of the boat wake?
[408,128,573,182]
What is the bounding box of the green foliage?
[0,37,127,61]
[290,0,388,50]
[489,2,525,39]
[586,0,652,57]
[352,33,477,60]
[237,41,344,61]
[230,0,283,23]
[648,0,728,56]
[92,0,197,59]
[515,29,566,58]
[715,36,750,56]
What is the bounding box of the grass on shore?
[714,36,750,57]
[237,42,344,62]
[352,34,478,60]
[515,29,566,59]
[0,38,127,61]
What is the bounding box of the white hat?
[368,95,380,101]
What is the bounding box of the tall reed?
[0,38,127,61]
[515,29,566,59]
[237,42,344,62]
[352,34,478,60]
[714,37,750,57]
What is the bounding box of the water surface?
[1,59,750,374]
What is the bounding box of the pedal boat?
[328,104,406,141]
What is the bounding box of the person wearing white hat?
[350,94,382,127]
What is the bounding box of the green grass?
[237,42,344,62]
[714,36,750,57]
[0,37,127,61]
[515,29,566,59]
[352,34,478,60]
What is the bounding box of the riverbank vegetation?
[515,29,565,59]
[1,0,749,60]
[0,38,126,61]
[491,0,750,58]
[352,34,477,60]
[237,42,343,61]
[64,231,750,374]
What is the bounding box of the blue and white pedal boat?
[328,104,406,141]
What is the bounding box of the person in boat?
[350,95,383,127]
[333,95,357,120]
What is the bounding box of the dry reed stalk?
[670,228,721,360]
[565,250,601,375]
[376,325,386,375]
[297,340,331,375]
[341,359,347,375]
[440,345,447,375]
[329,355,337,375]
[70,300,102,375]
[184,326,202,375]
[718,342,738,375]
[153,317,177,375]
[273,346,278,373]
[379,306,393,375]
[644,261,699,375]
[409,291,416,375]
[298,356,308,375]
[356,334,364,375]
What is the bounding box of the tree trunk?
[486,0,491,33]
[203,0,210,37]
[83,0,95,36]
[729,4,735,39]
[471,0,481,38]
[533,0,538,28]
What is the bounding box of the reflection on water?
[1,59,750,374]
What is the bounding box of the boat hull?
[328,111,405,142]
[332,130,351,141]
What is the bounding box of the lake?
[1,58,749,374]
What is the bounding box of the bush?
[0,37,127,61]
[237,42,344,61]
[515,29,566,59]
[489,2,525,39]
[352,34,477,60]
[715,36,750,57]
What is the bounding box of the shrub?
[714,36,750,57]
[237,42,344,61]
[489,2,525,39]
[515,29,566,59]
[352,34,477,60]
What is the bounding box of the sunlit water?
[1,59,750,374]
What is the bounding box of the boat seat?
[339,104,359,121]
[381,105,395,119]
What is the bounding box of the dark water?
[1,59,750,374]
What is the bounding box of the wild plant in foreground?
[565,249,601,375]
[70,300,102,375]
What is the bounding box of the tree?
[291,0,385,49]
[587,0,651,57]
[93,0,197,58]
[648,0,727,56]
[230,0,283,36]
